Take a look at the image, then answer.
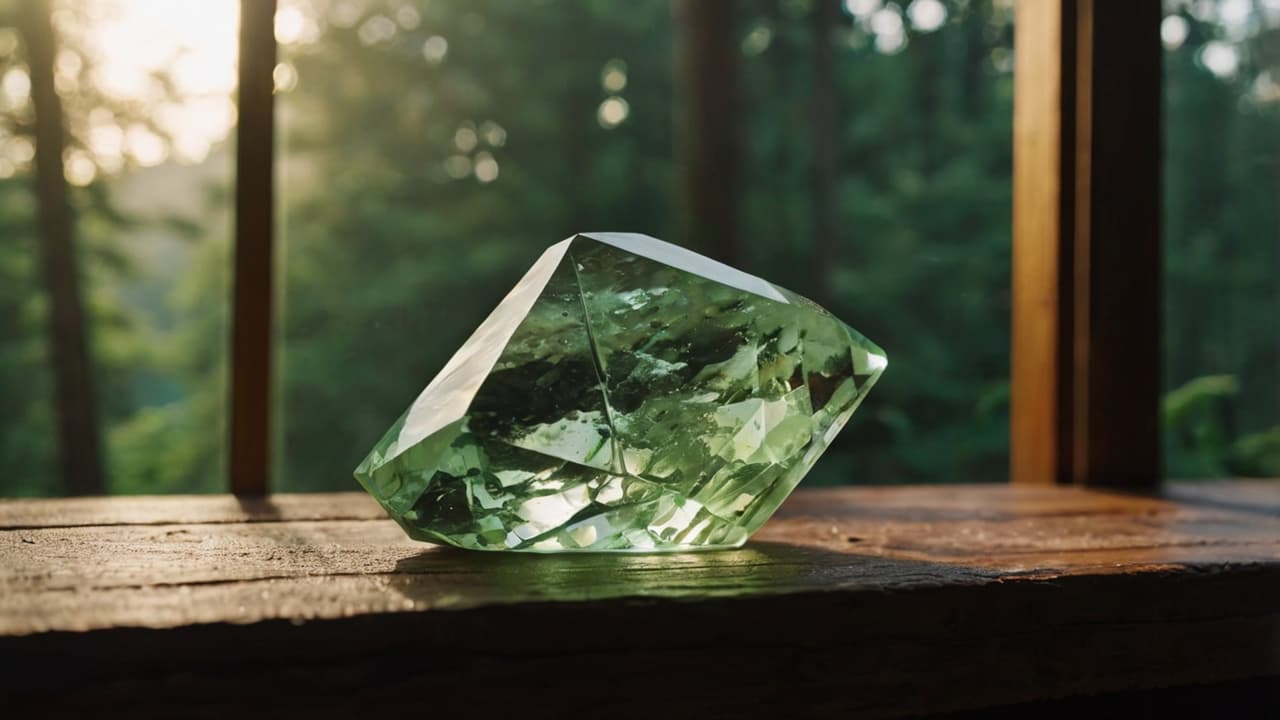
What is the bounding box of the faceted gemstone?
[354,233,886,552]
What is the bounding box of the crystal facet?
[354,233,886,552]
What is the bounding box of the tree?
[4,0,1273,498]
[16,0,103,494]
[673,0,740,264]
[0,0,217,496]
[241,0,1019,490]
[810,0,840,306]
[1162,3,1280,478]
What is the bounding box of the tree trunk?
[18,0,105,495]
[673,0,739,265]
[811,0,839,306]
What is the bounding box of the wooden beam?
[1011,0,1162,487]
[1011,0,1066,486]
[229,0,278,495]
[2,485,1277,716]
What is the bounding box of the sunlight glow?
[395,5,421,30]
[1218,0,1251,27]
[1199,40,1240,78]
[480,121,507,147]
[907,0,948,33]
[422,35,449,65]
[1,68,30,110]
[870,6,904,35]
[1161,15,1189,50]
[65,0,240,168]
[454,126,478,152]
[598,96,630,129]
[273,62,299,94]
[328,0,365,29]
[84,1,238,100]
[5,136,34,165]
[125,124,166,166]
[64,149,96,186]
[871,6,906,54]
[276,1,321,46]
[474,151,499,183]
[358,14,398,46]
[88,121,125,172]
[844,0,883,19]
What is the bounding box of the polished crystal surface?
[355,233,886,552]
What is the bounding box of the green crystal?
[355,233,886,552]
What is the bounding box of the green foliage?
[0,0,1276,495]
[0,3,224,495]
[1164,374,1240,476]
[1163,2,1280,479]
[0,176,58,496]
[737,0,1015,484]
[1164,374,1280,478]
[264,0,1016,490]
[272,0,677,490]
[1231,426,1280,477]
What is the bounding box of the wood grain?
[1011,0,1066,486]
[0,484,1276,717]
[1011,0,1163,487]
[0,491,384,529]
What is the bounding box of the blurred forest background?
[0,0,1275,496]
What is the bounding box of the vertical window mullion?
[229,0,278,495]
[1011,0,1162,487]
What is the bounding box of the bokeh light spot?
[907,0,947,33]
[474,151,499,183]
[597,96,630,128]
[273,62,298,94]
[454,126,478,153]
[1161,15,1189,50]
[601,59,628,92]
[423,35,449,65]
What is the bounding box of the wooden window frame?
[228,0,1164,494]
[229,0,277,495]
[1011,0,1162,487]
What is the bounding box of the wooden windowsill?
[2,482,1277,716]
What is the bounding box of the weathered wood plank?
[0,491,384,529]
[5,568,1277,715]
[2,504,1276,605]
[0,481,1264,527]
[1,480,1257,529]
[1,484,1277,634]
[4,535,1277,638]
[2,486,1275,616]
[0,484,1276,718]
[1165,479,1280,516]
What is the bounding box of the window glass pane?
[0,0,236,495]
[1163,0,1280,479]
[277,0,1013,491]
